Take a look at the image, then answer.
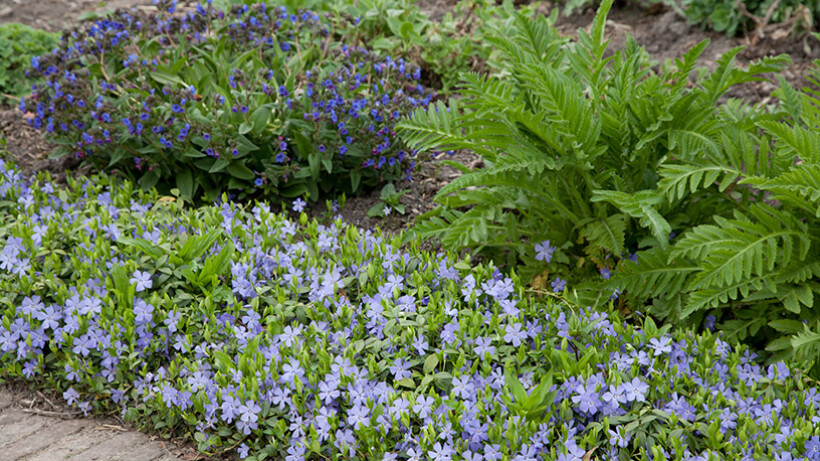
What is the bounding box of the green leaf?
[504,364,528,404]
[149,70,186,87]
[423,354,439,374]
[250,106,270,133]
[178,229,222,262]
[176,168,194,200]
[118,237,164,260]
[226,162,254,181]
[209,158,230,173]
[238,122,253,135]
[199,241,234,284]
[138,169,160,191]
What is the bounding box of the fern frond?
[397,100,474,154]
[682,205,810,291]
[749,164,820,217]
[758,120,820,163]
[657,163,742,202]
[436,160,554,198]
[776,261,820,284]
[607,247,701,299]
[580,213,627,256]
[682,275,770,317]
[668,127,723,160]
[591,190,671,248]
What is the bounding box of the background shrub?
[23,1,432,203]
[608,61,820,377]
[679,0,818,37]
[0,23,60,105]
[398,0,787,304]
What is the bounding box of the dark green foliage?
[609,61,820,376]
[398,0,788,303]
[0,23,60,104]
[24,3,430,203]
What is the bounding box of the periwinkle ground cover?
[1,157,820,461]
[22,0,433,202]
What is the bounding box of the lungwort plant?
[23,1,432,203]
[608,61,820,376]
[397,0,788,303]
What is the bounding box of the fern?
[605,247,700,301]
[396,0,807,362]
[590,190,671,249]
[751,164,820,218]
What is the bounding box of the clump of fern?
[608,61,820,376]
[397,0,788,306]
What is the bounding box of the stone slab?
[71,430,151,460]
[4,418,87,460]
[21,423,114,461]
[0,410,51,448]
[0,390,12,410]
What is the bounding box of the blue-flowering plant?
[2,156,820,460]
[22,0,432,203]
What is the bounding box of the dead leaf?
[582,446,599,461]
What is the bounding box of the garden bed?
[2,0,820,460]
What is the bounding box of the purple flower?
[649,336,672,356]
[551,277,567,293]
[292,198,307,212]
[622,378,649,403]
[130,270,152,292]
[428,442,454,461]
[534,240,555,262]
[608,426,632,448]
[63,387,80,406]
[451,376,473,399]
[390,358,411,380]
[572,382,601,415]
[347,404,370,429]
[133,299,154,325]
[236,400,261,435]
[220,394,241,423]
[504,322,527,347]
[413,395,435,419]
[474,336,495,357]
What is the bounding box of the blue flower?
[292,198,306,212]
[551,277,566,292]
[534,240,555,262]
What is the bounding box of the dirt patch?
[0,107,85,183]
[0,0,151,33]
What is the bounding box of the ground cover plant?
[4,149,820,460]
[213,0,540,94]
[22,0,434,203]
[0,23,60,105]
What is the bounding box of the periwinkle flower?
[130,270,152,292]
[292,198,306,212]
[534,240,555,262]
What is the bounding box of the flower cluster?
[22,1,432,202]
[1,158,819,460]
[291,46,434,192]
